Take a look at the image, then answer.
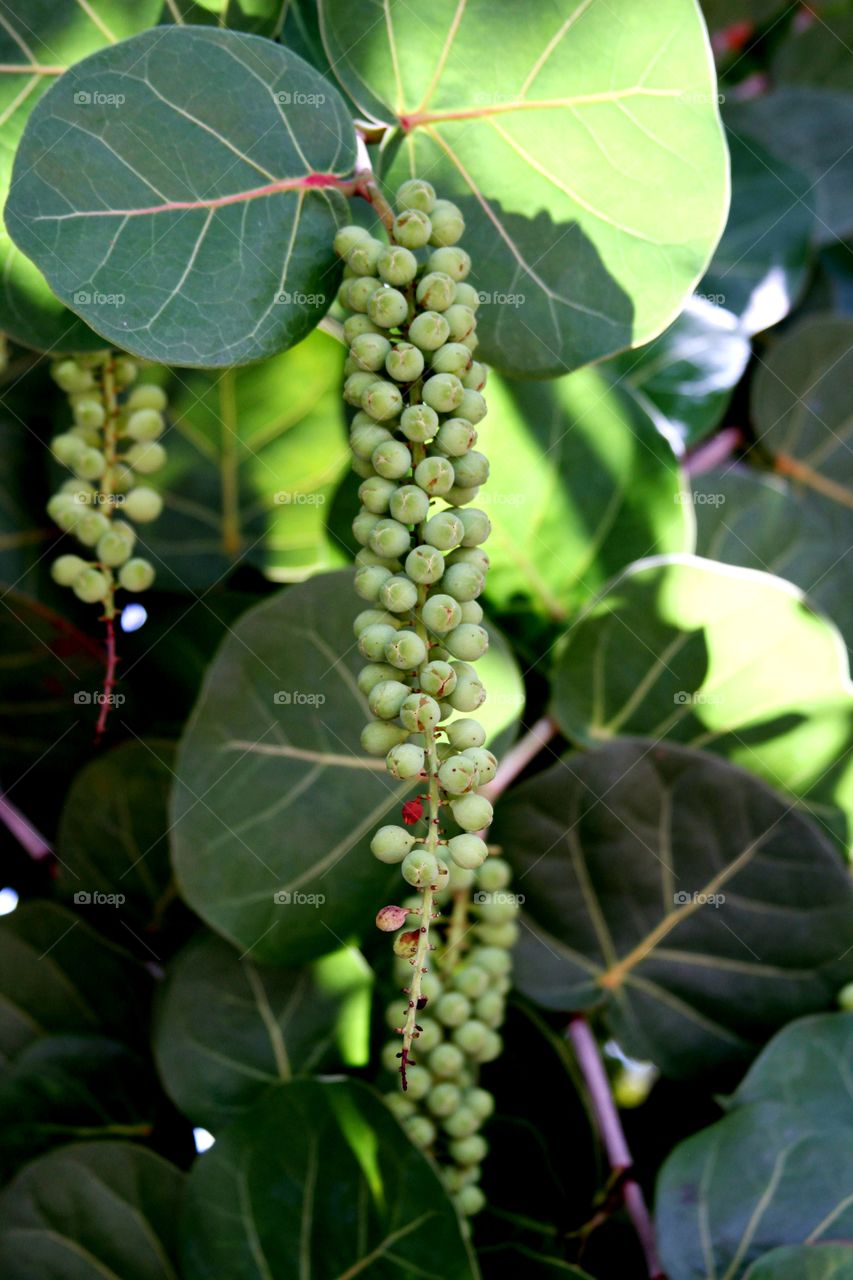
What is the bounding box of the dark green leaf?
[656,1101,853,1280]
[320,0,729,376]
[494,738,853,1076]
[171,569,524,963]
[550,555,853,848]
[745,1245,853,1280]
[0,1141,183,1280]
[180,1078,478,1279]
[730,1011,853,1127]
[6,27,357,366]
[153,930,372,1127]
[772,15,853,91]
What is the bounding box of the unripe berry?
[358,622,399,661]
[350,332,392,372]
[446,719,486,749]
[445,623,489,661]
[96,529,133,568]
[50,433,86,467]
[334,224,370,258]
[427,1082,461,1117]
[446,483,480,507]
[368,518,411,560]
[414,456,454,496]
[448,863,476,892]
[47,493,82,532]
[385,1092,415,1121]
[471,946,512,977]
[357,662,399,695]
[449,546,489,573]
[379,574,419,614]
[478,922,519,948]
[463,747,497,784]
[430,1039,466,1075]
[402,849,440,888]
[443,304,476,342]
[434,418,477,456]
[451,793,493,832]
[404,1069,433,1103]
[125,383,167,413]
[124,486,163,523]
[344,314,380,343]
[405,544,445,585]
[385,342,424,383]
[359,476,398,514]
[452,451,489,488]
[400,404,438,443]
[424,511,463,551]
[449,1134,488,1167]
[52,359,95,394]
[389,484,430,524]
[393,208,432,248]
[362,380,403,422]
[396,178,436,213]
[429,247,470,285]
[452,964,490,999]
[455,1185,486,1216]
[351,423,392,461]
[458,388,488,424]
[356,548,400,571]
[442,562,484,603]
[409,311,450,352]
[368,679,411,720]
[428,202,465,248]
[448,833,488,869]
[385,629,428,670]
[438,755,479,795]
[462,361,487,391]
[421,593,462,635]
[125,408,164,442]
[71,397,106,430]
[73,567,110,603]
[431,343,471,377]
[448,663,486,712]
[51,554,89,587]
[361,720,409,755]
[416,271,456,312]
[454,282,481,310]
[343,276,383,312]
[421,972,444,1001]
[419,660,457,698]
[75,510,111,546]
[404,1114,436,1148]
[422,372,464,413]
[435,993,471,1029]
[126,440,166,474]
[371,825,415,863]
[74,447,108,481]
[386,742,426,779]
[378,246,418,286]
[458,508,491,547]
[347,237,384,275]
[368,287,409,329]
[413,1018,443,1052]
[443,1106,481,1138]
[400,693,442,733]
[452,1019,489,1057]
[354,608,400,637]
[355,563,392,602]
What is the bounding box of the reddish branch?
[95,613,118,744]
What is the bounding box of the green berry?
[357,662,399,695]
[370,825,415,863]
[442,562,484,603]
[452,451,490,489]
[455,1185,486,1216]
[52,359,95,394]
[422,372,464,413]
[424,511,463,551]
[458,508,490,546]
[356,548,400,571]
[385,1092,415,1120]
[350,332,392,372]
[362,380,404,422]
[472,946,512,977]
[75,510,110,546]
[51,554,89,587]
[421,972,445,1001]
[443,304,477,342]
[368,678,411,720]
[385,629,428,670]
[343,276,383,312]
[405,544,445,585]
[435,993,471,1029]
[445,623,489,661]
[402,849,440,888]
[74,447,107,481]
[429,245,471,281]
[452,1019,489,1057]
[396,178,436,213]
[427,1082,461,1117]
[393,208,432,249]
[449,546,489,573]
[449,1133,488,1165]
[431,343,471,376]
[125,440,166,474]
[347,237,384,275]
[123,486,163,523]
[47,493,82,532]
[414,456,454,496]
[409,311,450,352]
[476,857,511,892]
[113,357,138,388]
[448,664,486,712]
[344,314,380,342]
[355,563,392,602]
[96,529,133,568]
[126,383,167,413]
[458,388,488,423]
[428,202,465,247]
[386,742,426,779]
[446,483,480,507]
[419,660,457,698]
[359,476,398,514]
[368,287,409,328]
[379,574,419,613]
[421,593,462,635]
[404,1114,436,1148]
[119,557,156,592]
[358,622,399,661]
[361,720,409,756]
[414,1018,443,1052]
[400,693,441,733]
[404,1069,433,1103]
[452,965,490,999]
[344,372,379,407]
[399,404,439,443]
[478,922,519,948]
[446,718,486,749]
[334,224,370,258]
[462,361,487,391]
[434,418,477,456]
[430,1038,467,1073]
[448,833,488,869]
[125,408,164,441]
[451,793,493,832]
[371,442,412,482]
[443,1106,481,1139]
[438,755,479,795]
[72,567,110,603]
[454,282,480,309]
[449,863,477,892]
[50,433,86,467]
[463,747,497,785]
[386,342,425,383]
[378,245,418,286]
[389,484,430,524]
[351,422,392,460]
[416,272,456,312]
[354,608,400,637]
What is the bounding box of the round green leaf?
[494,738,853,1076]
[693,467,853,656]
[0,1141,183,1280]
[607,296,750,448]
[171,569,524,963]
[319,0,729,376]
[180,1078,478,1279]
[153,931,372,1128]
[479,367,689,621]
[6,26,357,366]
[657,1102,853,1280]
[700,128,814,333]
[142,331,348,590]
[745,1245,853,1280]
[550,554,853,848]
[730,1011,853,1128]
[0,0,160,353]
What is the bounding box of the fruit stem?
[567,1015,667,1280]
[441,887,469,970]
[95,613,118,744]
[480,714,560,804]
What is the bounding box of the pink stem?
[567,1015,667,1280]
[95,615,118,743]
[0,792,52,860]
[684,425,744,477]
[481,714,559,803]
